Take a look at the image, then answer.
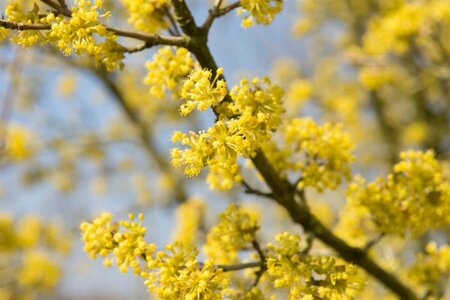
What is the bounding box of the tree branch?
[0,20,51,30]
[251,239,267,286]
[168,2,419,298]
[0,19,188,49]
[216,261,263,272]
[201,1,240,34]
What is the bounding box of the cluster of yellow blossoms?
[144,46,196,99]
[0,214,70,299]
[238,0,283,28]
[80,212,229,299]
[204,203,259,264]
[1,123,34,161]
[119,0,168,33]
[4,1,44,46]
[171,72,284,190]
[263,118,355,192]
[50,0,124,70]
[409,242,450,295]
[266,232,361,299]
[347,150,450,236]
[180,68,228,115]
[363,0,450,55]
[3,0,124,71]
[81,204,363,299]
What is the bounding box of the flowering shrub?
[1,0,450,299]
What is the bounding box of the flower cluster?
[4,1,48,47]
[144,46,196,99]
[0,27,7,42]
[120,0,169,33]
[48,0,124,71]
[263,118,355,192]
[81,213,229,299]
[3,123,34,161]
[363,0,450,55]
[0,214,70,298]
[80,212,155,273]
[347,150,450,236]
[171,73,284,190]
[144,242,229,300]
[408,242,450,295]
[238,0,283,28]
[285,78,313,113]
[204,203,259,264]
[230,77,285,135]
[179,68,227,115]
[266,232,362,299]
[17,251,61,291]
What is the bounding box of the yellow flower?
[17,251,61,290]
[144,47,195,99]
[238,0,283,28]
[5,124,34,161]
[120,0,168,33]
[204,204,259,264]
[347,150,450,236]
[180,68,227,115]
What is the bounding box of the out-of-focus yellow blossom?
[204,203,259,264]
[49,0,124,70]
[144,242,229,300]
[0,214,18,252]
[91,175,107,196]
[16,216,42,248]
[0,214,70,299]
[358,66,394,90]
[238,0,283,28]
[270,58,301,83]
[293,0,405,37]
[80,212,155,273]
[57,74,77,98]
[283,118,355,191]
[0,28,8,41]
[334,204,377,248]
[132,173,152,204]
[172,197,205,244]
[120,0,168,33]
[266,232,362,299]
[347,150,450,236]
[309,200,334,228]
[144,47,195,99]
[285,79,312,112]
[180,68,227,115]
[401,121,428,145]
[5,123,34,161]
[408,242,450,295]
[363,0,450,55]
[17,251,61,290]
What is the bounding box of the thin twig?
[364,233,385,251]
[201,1,240,33]
[216,261,263,272]
[251,239,267,286]
[241,179,273,199]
